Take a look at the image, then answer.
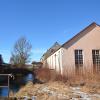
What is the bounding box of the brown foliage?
[34,68,68,83]
[34,66,100,85]
[34,68,51,82]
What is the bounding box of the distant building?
[41,22,100,76]
[32,61,43,69]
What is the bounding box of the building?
[41,22,100,76]
[40,42,61,62]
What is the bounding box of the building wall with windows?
[42,23,100,76]
[62,24,100,76]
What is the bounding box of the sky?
[0,0,100,63]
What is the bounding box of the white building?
[41,22,100,76]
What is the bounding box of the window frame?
[92,49,100,72]
[74,49,84,67]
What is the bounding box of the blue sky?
[0,0,100,63]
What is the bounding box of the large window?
[75,50,83,66]
[92,50,100,72]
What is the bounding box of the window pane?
[96,50,99,54]
[79,50,82,54]
[75,50,78,55]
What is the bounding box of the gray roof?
[41,42,61,60]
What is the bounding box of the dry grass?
[14,67,100,99]
[34,66,100,87]
[34,67,68,83]
[34,68,51,82]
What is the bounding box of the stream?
[0,73,34,97]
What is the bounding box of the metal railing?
[0,74,14,98]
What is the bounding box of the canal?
[0,73,34,97]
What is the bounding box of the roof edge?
[62,22,98,47]
[42,22,99,60]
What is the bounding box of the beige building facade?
[42,22,100,76]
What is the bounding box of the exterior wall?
[62,25,100,76]
[43,48,63,74]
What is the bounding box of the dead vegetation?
[14,67,100,99]
[34,67,100,84]
[34,67,100,94]
[34,67,68,83]
[15,81,71,100]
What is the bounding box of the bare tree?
[10,37,32,67]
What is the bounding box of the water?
[0,73,34,97]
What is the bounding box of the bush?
[34,68,51,82]
[34,68,68,83]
